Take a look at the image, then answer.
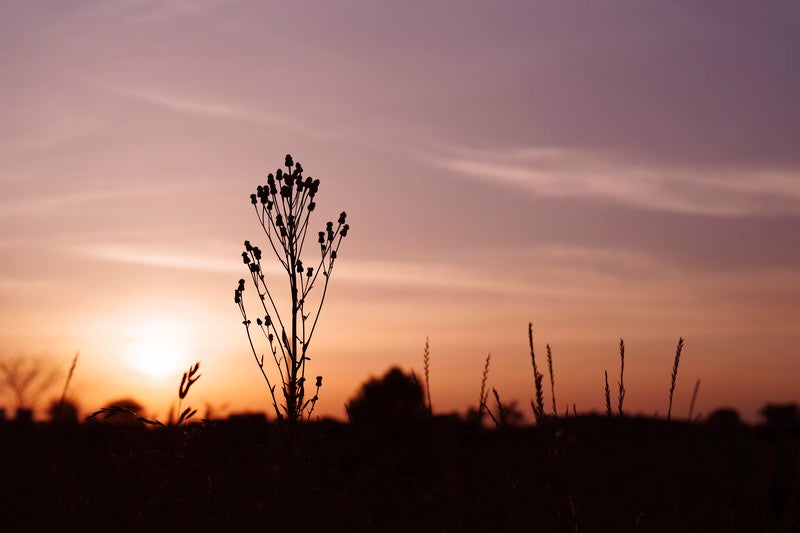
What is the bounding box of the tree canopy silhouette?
[346,367,427,429]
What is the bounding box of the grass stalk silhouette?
[546,343,557,417]
[667,337,685,421]
[528,322,546,423]
[617,339,625,417]
[423,337,432,416]
[176,361,201,425]
[56,351,79,424]
[477,353,491,424]
[604,370,612,418]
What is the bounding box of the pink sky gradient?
[2,1,799,422]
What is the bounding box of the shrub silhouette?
[346,367,427,429]
[706,407,742,429]
[760,403,799,429]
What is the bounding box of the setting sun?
[122,320,192,381]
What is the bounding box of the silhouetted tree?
[346,367,427,429]
[0,354,60,414]
[760,403,799,429]
[706,407,743,429]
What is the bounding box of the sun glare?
[122,320,191,381]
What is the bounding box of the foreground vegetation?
[1,414,798,532]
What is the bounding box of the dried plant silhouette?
[422,336,432,416]
[87,362,201,427]
[546,343,557,417]
[528,322,546,423]
[235,154,348,453]
[617,339,625,417]
[55,351,79,424]
[174,361,201,425]
[87,397,156,427]
[667,337,685,421]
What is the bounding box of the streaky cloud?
[430,146,800,217]
[79,244,241,274]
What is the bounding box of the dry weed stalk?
[234,154,348,453]
[617,339,625,417]
[604,371,612,418]
[528,322,546,423]
[88,361,202,427]
[56,351,79,423]
[87,405,164,427]
[423,337,432,416]
[176,361,201,425]
[546,343,557,417]
[477,353,491,423]
[667,337,685,421]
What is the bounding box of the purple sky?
[1,1,799,421]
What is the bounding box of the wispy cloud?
[76,0,238,24]
[95,83,286,125]
[79,244,239,274]
[89,82,347,143]
[0,184,186,217]
[429,146,800,217]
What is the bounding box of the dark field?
[1,416,798,532]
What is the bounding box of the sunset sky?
[2,1,798,423]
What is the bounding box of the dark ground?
[1,416,798,532]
